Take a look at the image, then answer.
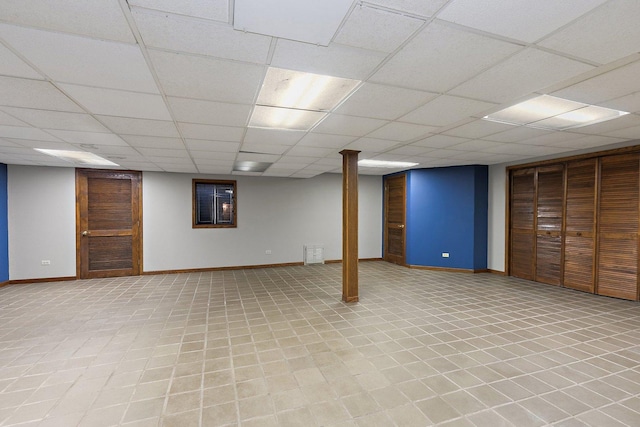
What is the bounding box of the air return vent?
[303,245,324,265]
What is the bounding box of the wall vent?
[303,245,324,265]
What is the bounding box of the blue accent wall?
[402,165,488,270]
[0,164,8,282]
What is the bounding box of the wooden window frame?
[192,179,237,228]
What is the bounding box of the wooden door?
[510,169,535,280]
[564,159,597,293]
[535,165,565,285]
[597,154,639,300]
[76,169,142,279]
[384,174,406,265]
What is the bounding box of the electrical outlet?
[442,252,450,258]
[265,249,272,255]
[41,260,51,265]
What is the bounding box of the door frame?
[75,169,143,279]
[383,173,407,265]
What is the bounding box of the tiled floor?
[0,262,639,427]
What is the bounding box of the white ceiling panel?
[371,21,521,92]
[0,111,28,127]
[412,135,471,149]
[190,151,237,160]
[538,0,640,65]
[484,126,551,143]
[449,140,506,151]
[602,93,640,114]
[149,50,264,103]
[0,125,61,142]
[444,120,515,139]
[139,148,190,158]
[0,43,42,79]
[178,123,245,142]
[553,60,640,105]
[438,0,607,43]
[365,0,450,17]
[185,140,240,153]
[239,143,290,155]
[344,137,400,152]
[605,124,640,140]
[297,133,356,148]
[58,84,172,120]
[271,39,387,80]
[386,145,432,156]
[0,25,158,93]
[401,95,497,127]
[5,139,76,151]
[286,146,334,157]
[0,107,108,132]
[243,128,305,146]
[516,131,584,147]
[96,116,180,138]
[569,113,640,135]
[366,122,436,141]
[450,48,594,104]
[0,0,135,43]
[47,130,128,146]
[168,97,251,127]
[132,10,271,64]
[129,0,229,22]
[334,5,424,53]
[312,114,387,137]
[237,152,280,163]
[543,134,626,149]
[120,136,184,150]
[0,77,83,112]
[335,83,436,120]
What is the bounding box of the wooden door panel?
[597,236,638,300]
[564,235,595,293]
[511,230,534,280]
[510,170,535,279]
[536,168,564,232]
[384,174,406,265]
[77,170,142,279]
[536,233,562,285]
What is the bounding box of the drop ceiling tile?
[553,61,640,105]
[286,146,334,157]
[484,143,569,156]
[438,0,607,43]
[4,139,76,151]
[118,162,163,171]
[484,126,551,143]
[366,0,449,17]
[516,131,584,147]
[334,83,436,120]
[386,145,432,156]
[193,158,233,167]
[449,140,507,151]
[185,140,240,153]
[168,97,251,127]
[0,24,158,93]
[0,111,28,127]
[297,133,356,148]
[570,113,640,135]
[196,166,233,175]
[344,137,400,152]
[444,119,520,139]
[313,157,343,167]
[0,0,135,43]
[450,48,594,104]
[312,114,387,137]
[243,128,305,146]
[96,116,180,138]
[0,77,83,112]
[605,124,640,140]
[0,107,109,132]
[0,43,42,79]
[366,122,436,141]
[370,21,520,92]
[150,50,264,103]
[0,126,61,142]
[58,84,172,120]
[291,170,322,178]
[412,135,471,149]
[47,130,128,146]
[237,152,280,163]
[334,4,424,53]
[421,148,465,159]
[239,143,290,155]
[121,135,184,149]
[538,0,640,64]
[602,93,640,114]
[271,39,387,80]
[190,151,237,160]
[139,148,191,158]
[129,0,229,22]
[132,10,270,64]
[75,145,140,156]
[401,95,498,127]
[178,123,245,141]
[158,164,198,173]
[544,134,626,149]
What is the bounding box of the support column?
[340,150,360,303]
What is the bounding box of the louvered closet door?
[535,165,564,285]
[564,159,597,293]
[510,169,535,280]
[597,154,639,300]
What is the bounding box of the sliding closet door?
[535,165,564,285]
[597,154,639,300]
[564,159,597,293]
[510,169,535,280]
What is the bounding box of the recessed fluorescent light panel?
[233,161,272,173]
[249,67,360,131]
[35,149,119,167]
[358,159,419,168]
[483,95,629,130]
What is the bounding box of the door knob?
[398,224,405,229]
[82,230,89,236]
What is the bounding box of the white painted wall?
[143,172,383,272]
[6,165,382,280]
[8,165,76,280]
[488,164,507,272]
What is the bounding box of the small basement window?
[193,179,237,228]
